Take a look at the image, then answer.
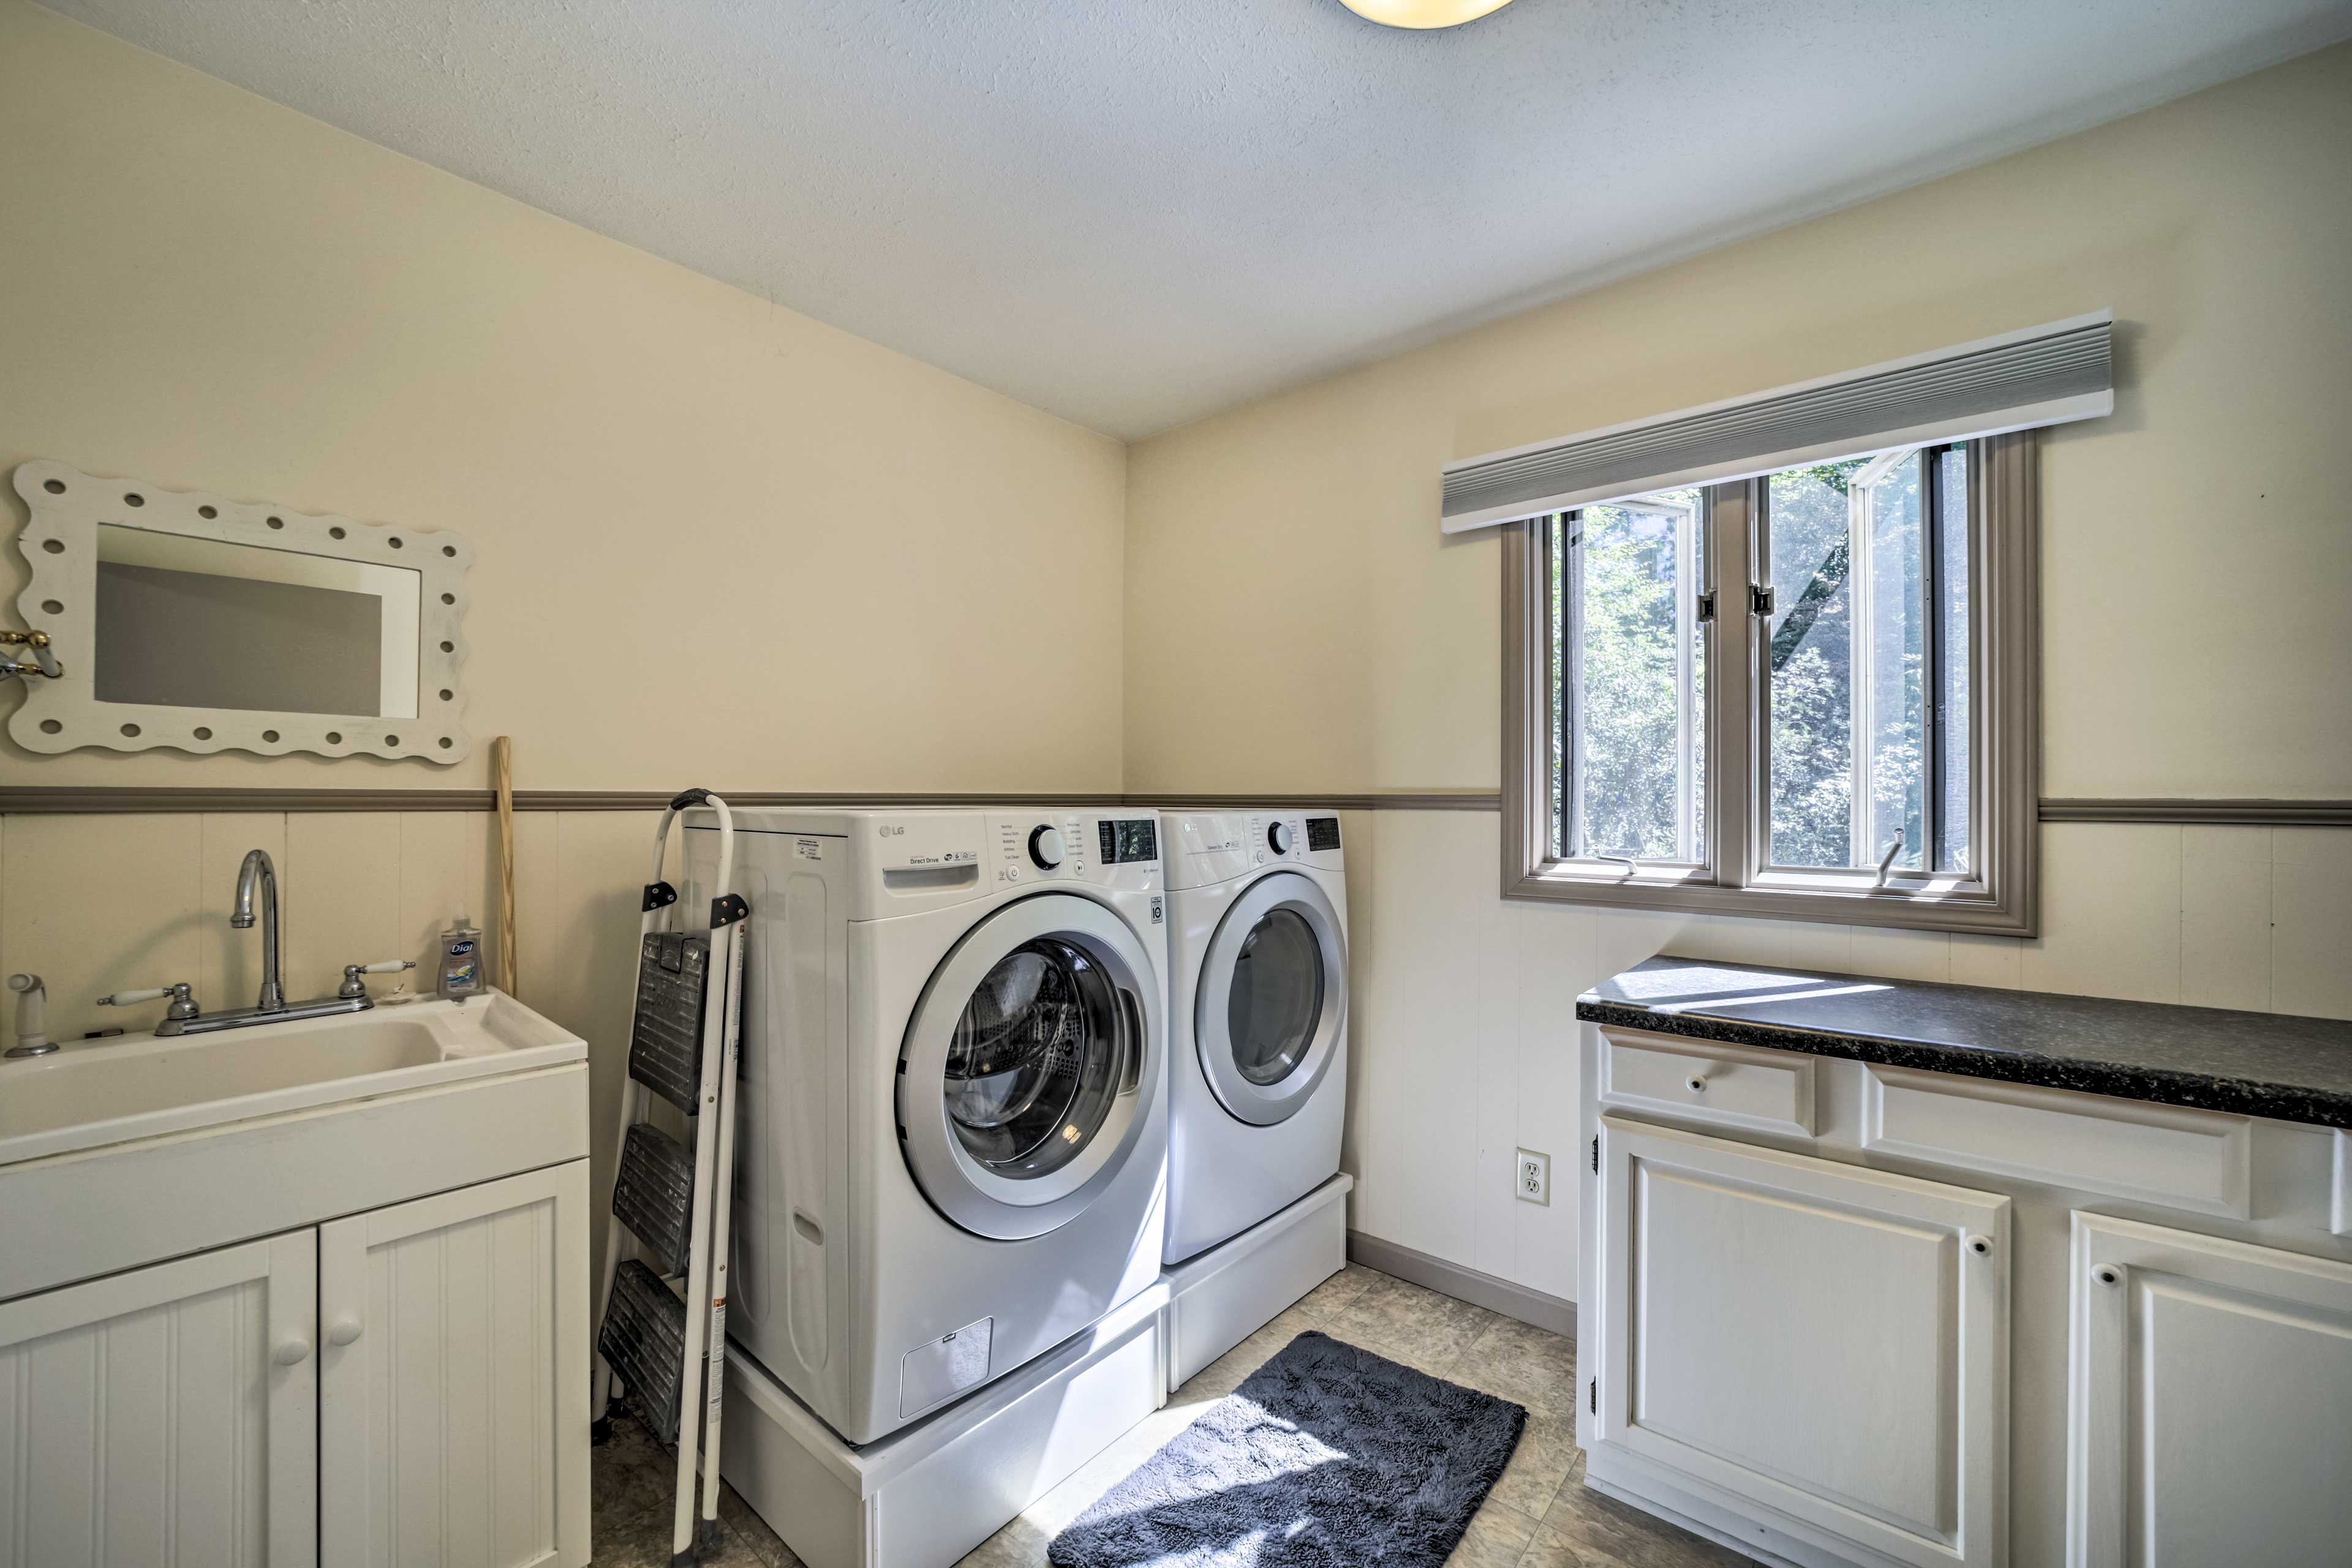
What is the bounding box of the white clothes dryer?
[684,807,1168,1446]
[1159,810,1348,1267]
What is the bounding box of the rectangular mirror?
[10,461,472,763]
[95,526,422,718]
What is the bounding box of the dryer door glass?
[944,937,1130,1181]
[1228,909,1326,1086]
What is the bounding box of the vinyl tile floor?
[587,1265,1747,1568]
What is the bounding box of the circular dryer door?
[1196,871,1346,1127]
[897,893,1158,1241]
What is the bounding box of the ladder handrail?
[589,788,749,1566]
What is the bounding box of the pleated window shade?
[1441,311,2113,533]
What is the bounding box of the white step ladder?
[590,788,749,1566]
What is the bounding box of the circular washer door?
[897,893,1159,1241]
[1196,871,1346,1127]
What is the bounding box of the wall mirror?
[9,459,472,763]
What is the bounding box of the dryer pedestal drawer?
[1598,1030,1815,1137]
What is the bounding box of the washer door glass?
[1227,909,1326,1087]
[944,937,1128,1180]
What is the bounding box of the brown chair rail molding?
[0,788,2343,824]
[0,786,1508,815]
[2036,799,2352,826]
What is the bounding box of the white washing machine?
[1160,810,1348,1267]
[684,807,1168,1447]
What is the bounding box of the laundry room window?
[1502,432,2037,935]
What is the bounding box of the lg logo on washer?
[872,816,981,869]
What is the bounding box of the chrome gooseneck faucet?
[232,848,285,1013]
[141,846,413,1036]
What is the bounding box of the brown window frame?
[1500,431,2038,935]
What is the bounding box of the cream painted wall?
[1129,47,2352,1305]
[0,2,1125,1246]
[2,7,2346,1324]
[0,1,1127,796]
[1125,43,2352,802]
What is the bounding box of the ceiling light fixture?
[1339,0,1516,28]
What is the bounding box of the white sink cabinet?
[1579,1023,2352,1568]
[0,992,592,1568]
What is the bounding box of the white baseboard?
[1344,1230,1576,1341]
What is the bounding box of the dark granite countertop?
[1577,957,2352,1130]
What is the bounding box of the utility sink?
[0,989,582,1167]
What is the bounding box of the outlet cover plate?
[1515,1147,1550,1206]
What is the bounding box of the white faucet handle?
[98,985,174,1006]
[351,960,417,976]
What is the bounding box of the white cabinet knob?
[327,1315,363,1347]
[1966,1234,1992,1257]
[2092,1264,2122,1288]
[1684,1074,1707,1095]
[272,1334,312,1366]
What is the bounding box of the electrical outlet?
[1515,1147,1550,1206]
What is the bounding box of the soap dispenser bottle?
[438,913,484,1002]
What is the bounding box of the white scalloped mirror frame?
[9,460,473,764]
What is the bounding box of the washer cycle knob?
[1028,825,1065,869]
[1267,821,1292,856]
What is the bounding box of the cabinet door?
[319,1161,591,1568]
[0,1231,317,1568]
[1593,1118,2008,1568]
[2067,1212,2352,1567]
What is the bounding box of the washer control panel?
[987,812,1159,893]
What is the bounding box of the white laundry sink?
[0,989,589,1302]
[0,990,582,1167]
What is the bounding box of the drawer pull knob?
[2092,1264,2122,1288]
[271,1334,311,1367]
[1966,1234,1992,1257]
[1684,1075,1707,1095]
[327,1315,364,1347]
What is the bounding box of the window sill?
[1504,863,2034,937]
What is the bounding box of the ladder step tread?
[599,1259,690,1450]
[629,931,710,1113]
[613,1121,698,1276]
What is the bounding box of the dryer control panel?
[1163,810,1344,891]
[986,812,1161,894]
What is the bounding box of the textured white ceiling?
[43,1,2352,437]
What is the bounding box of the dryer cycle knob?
[1267,821,1292,856]
[1028,825,1065,869]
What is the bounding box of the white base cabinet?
[2067,1212,2352,1568]
[323,1162,592,1568]
[1593,1120,2009,1568]
[0,1161,590,1568]
[0,1232,319,1568]
[1582,1025,2352,1567]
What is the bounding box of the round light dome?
[1340,0,1516,28]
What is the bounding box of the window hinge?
[1695,590,1716,623]
[1751,584,1776,617]
[1589,1378,1597,1415]
[1591,1136,1599,1174]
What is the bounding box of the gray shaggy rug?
[1047,1330,1525,1567]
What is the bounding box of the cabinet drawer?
[1862,1066,2252,1218]
[1598,1030,1815,1137]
